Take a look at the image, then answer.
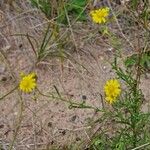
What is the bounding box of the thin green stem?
[36,88,104,112]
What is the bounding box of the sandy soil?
[0,1,149,150]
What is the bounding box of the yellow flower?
[104,79,121,104]
[90,7,109,24]
[19,72,37,93]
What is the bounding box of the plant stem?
[0,86,18,101]
[131,143,150,150]
[36,88,104,112]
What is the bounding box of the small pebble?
[0,124,4,128]
[103,66,106,70]
[47,122,52,127]
[61,130,66,135]
[51,141,54,145]
[0,76,7,82]
[19,43,23,48]
[82,95,87,100]
[76,137,81,141]
[108,47,113,51]
[70,115,77,122]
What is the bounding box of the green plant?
[29,0,88,24]
[87,1,150,149]
[88,53,150,149]
[30,0,51,18]
[125,50,150,73]
[26,23,67,63]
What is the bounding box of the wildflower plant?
[104,79,121,104]
[90,7,110,37]
[89,3,150,150]
[19,72,37,93]
[90,7,109,24]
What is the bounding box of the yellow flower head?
[19,72,37,93]
[104,79,121,104]
[90,7,109,24]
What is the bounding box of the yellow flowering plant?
[90,7,110,36]
[19,72,37,93]
[88,55,149,149]
[104,79,121,104]
[89,5,150,149]
[90,7,109,24]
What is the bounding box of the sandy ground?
[0,1,150,150]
